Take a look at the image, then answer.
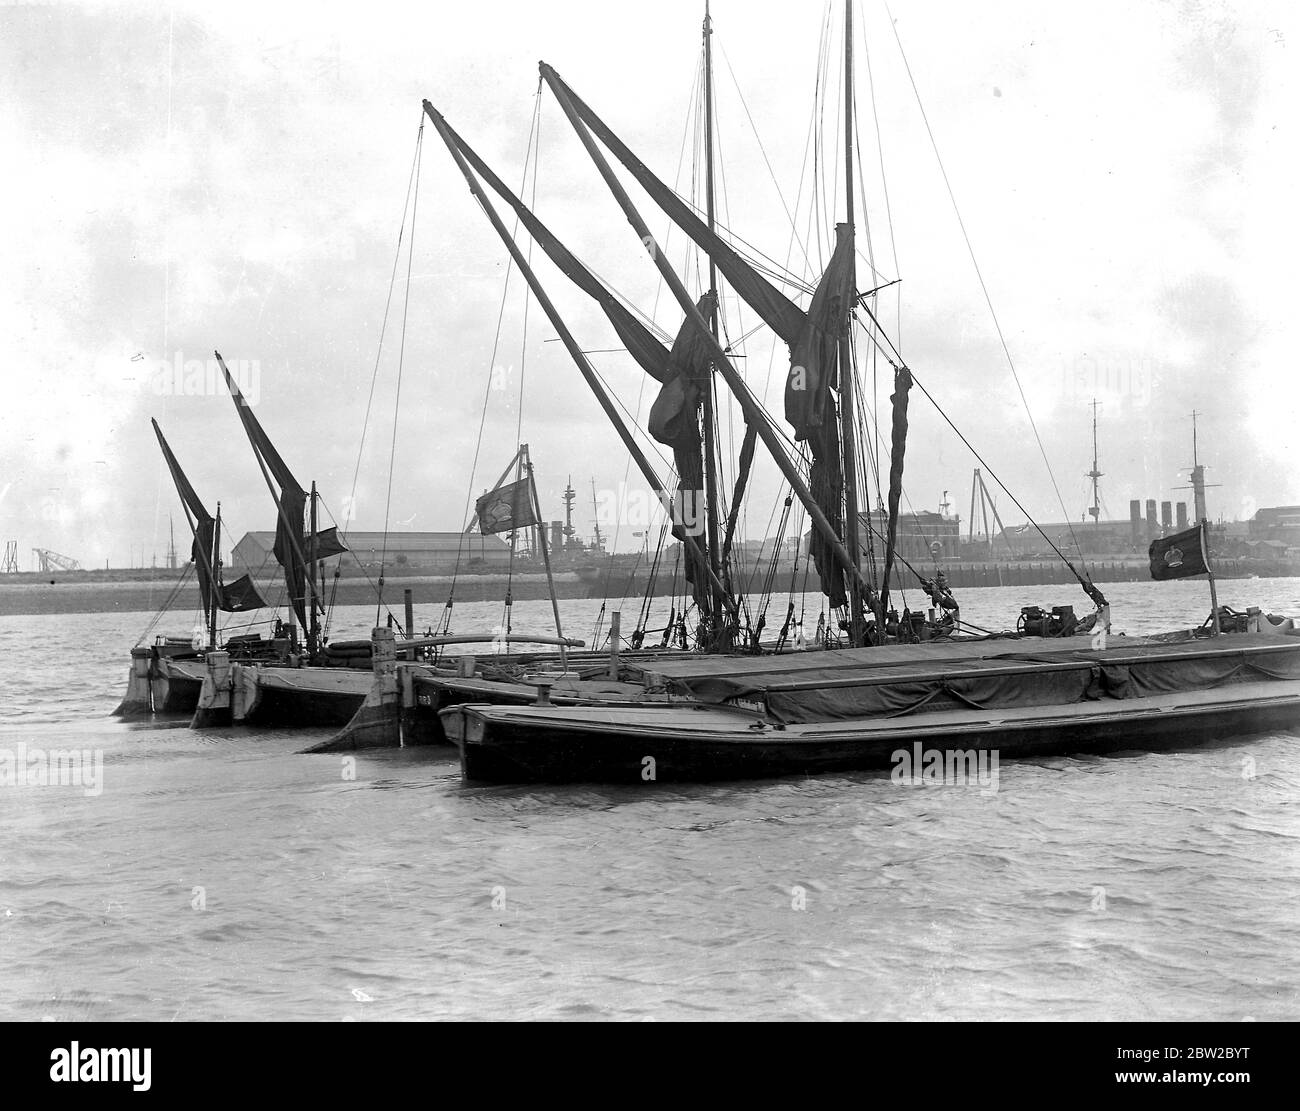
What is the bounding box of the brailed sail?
[217,355,310,628]
[541,66,807,345]
[540,66,860,605]
[880,366,913,610]
[438,117,717,609]
[150,418,266,616]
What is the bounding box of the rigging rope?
[374,122,423,623]
[442,84,545,633]
[884,1,1090,579]
[346,113,425,582]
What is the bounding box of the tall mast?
[591,478,603,552]
[538,66,878,610]
[309,480,320,657]
[215,351,319,638]
[839,0,866,644]
[1087,398,1103,523]
[1189,408,1220,635]
[700,1,727,638]
[210,502,222,649]
[563,476,576,550]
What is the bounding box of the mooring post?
[191,650,232,728]
[231,662,257,723]
[609,610,621,679]
[112,646,154,717]
[399,664,416,748]
[304,626,401,751]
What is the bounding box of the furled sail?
[150,418,266,617]
[440,119,716,609]
[541,68,858,605]
[787,225,856,608]
[217,357,310,628]
[880,365,913,610]
[541,66,807,345]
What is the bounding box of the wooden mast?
[309,479,320,657]
[215,351,319,646]
[210,502,222,650]
[700,0,728,643]
[524,444,568,669]
[1191,410,1221,635]
[839,0,866,646]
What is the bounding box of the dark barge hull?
[239,684,367,728]
[443,681,1300,783]
[150,657,204,714]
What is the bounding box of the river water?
[1,579,1298,1020]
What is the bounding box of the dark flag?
[218,573,266,612]
[475,479,539,536]
[1149,523,1210,581]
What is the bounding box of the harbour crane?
[32,548,81,572]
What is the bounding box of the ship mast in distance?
[590,477,604,553]
[562,476,577,551]
[1087,398,1104,523]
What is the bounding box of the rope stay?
[883,1,1093,585]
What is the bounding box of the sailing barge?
[416,5,1300,781]
[439,629,1300,782]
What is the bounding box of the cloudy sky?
[0,0,1294,569]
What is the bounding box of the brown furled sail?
[786,224,856,608]
[540,67,859,605]
[650,293,717,611]
[879,365,913,612]
[440,118,715,610]
[217,357,310,629]
[542,67,807,345]
[150,418,266,617]
[439,116,673,385]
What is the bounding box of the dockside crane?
[32,548,82,572]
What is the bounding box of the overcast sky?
[1,0,1294,569]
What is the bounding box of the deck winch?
[1018,604,1078,638]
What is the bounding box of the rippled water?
[1,579,1298,1020]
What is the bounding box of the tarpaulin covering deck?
[625,633,1300,724]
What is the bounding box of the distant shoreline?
[0,557,1282,617]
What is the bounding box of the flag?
[475,478,539,535]
[1149,523,1210,580]
[218,573,266,612]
